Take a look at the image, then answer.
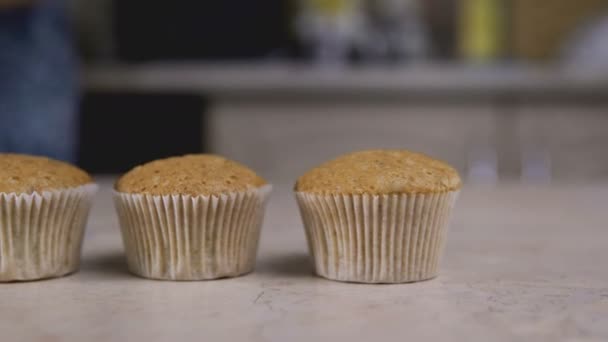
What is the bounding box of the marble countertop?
[1,179,607,341]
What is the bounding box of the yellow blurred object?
[459,0,505,61]
[307,0,354,16]
[511,0,608,61]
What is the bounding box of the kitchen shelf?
[83,62,608,99]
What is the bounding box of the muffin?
[0,153,97,281]
[295,149,461,283]
[114,154,271,280]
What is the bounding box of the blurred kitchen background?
[3,0,608,184]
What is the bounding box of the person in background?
[0,0,78,162]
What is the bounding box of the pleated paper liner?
[0,184,98,282]
[114,185,272,280]
[296,191,458,283]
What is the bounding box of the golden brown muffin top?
[0,153,92,193]
[295,149,461,194]
[115,154,267,196]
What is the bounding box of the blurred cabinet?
[83,64,608,181]
[209,100,608,183]
[209,101,497,184]
[515,104,608,180]
[78,93,204,173]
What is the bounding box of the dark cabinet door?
[114,1,291,61]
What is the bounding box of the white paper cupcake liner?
[114,185,272,280]
[0,184,98,281]
[296,191,458,283]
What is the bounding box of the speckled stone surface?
[0,178,606,341]
[296,149,461,194]
[115,154,267,196]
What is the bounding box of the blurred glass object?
[295,0,365,64]
[520,127,551,184]
[295,0,428,63]
[360,0,428,61]
[561,13,608,67]
[466,144,498,184]
[0,1,78,162]
[459,0,506,62]
[521,145,552,184]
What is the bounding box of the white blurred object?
[467,145,498,184]
[561,13,608,67]
[521,145,552,184]
[361,0,429,60]
[295,0,366,64]
[295,0,428,63]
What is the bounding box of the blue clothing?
[0,1,77,162]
